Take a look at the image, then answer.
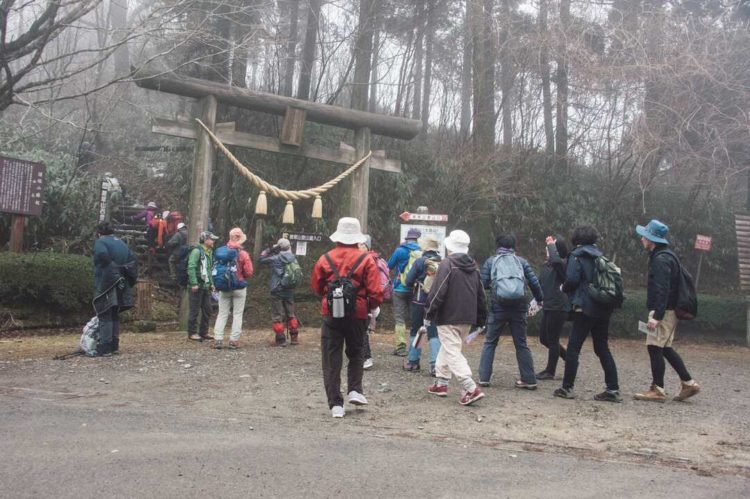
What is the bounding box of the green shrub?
[527,290,746,340]
[0,252,93,312]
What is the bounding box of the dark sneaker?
[201,334,214,341]
[594,390,622,403]
[429,363,436,377]
[213,340,223,349]
[478,380,491,387]
[289,333,299,345]
[515,380,538,390]
[427,383,448,397]
[275,333,287,347]
[553,387,575,399]
[393,346,407,357]
[403,360,421,372]
[536,371,555,380]
[459,387,485,406]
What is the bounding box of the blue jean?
[407,302,440,364]
[478,300,536,384]
[562,313,619,391]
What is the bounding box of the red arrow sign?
[399,212,448,223]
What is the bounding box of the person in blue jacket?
[387,228,421,356]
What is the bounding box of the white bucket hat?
[444,230,470,254]
[330,217,367,245]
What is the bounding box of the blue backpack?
[212,246,248,291]
[490,254,526,301]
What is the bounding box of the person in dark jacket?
[478,234,544,389]
[633,220,700,402]
[536,235,570,380]
[166,222,187,281]
[93,222,136,356]
[553,226,621,402]
[311,217,384,418]
[423,230,487,406]
[403,235,442,375]
[259,238,299,346]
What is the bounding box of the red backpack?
[373,253,393,301]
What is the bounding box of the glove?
[422,319,431,327]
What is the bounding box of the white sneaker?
[347,391,368,405]
[363,358,374,370]
[331,405,345,418]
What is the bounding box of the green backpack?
[280,259,303,289]
[587,255,624,307]
[399,249,423,287]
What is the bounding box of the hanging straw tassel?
[255,191,267,215]
[311,195,322,219]
[282,200,295,224]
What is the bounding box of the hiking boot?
[427,383,448,397]
[634,384,666,403]
[331,406,345,418]
[459,387,485,406]
[363,358,374,370]
[275,333,287,347]
[593,390,622,403]
[347,391,368,406]
[228,341,239,350]
[515,380,538,390]
[673,381,700,402]
[553,387,575,399]
[536,371,555,380]
[201,334,214,341]
[188,334,202,341]
[393,346,407,357]
[403,360,421,372]
[289,333,299,345]
[213,340,223,349]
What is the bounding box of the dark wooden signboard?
[0,156,45,216]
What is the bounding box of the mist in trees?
[1,0,749,291]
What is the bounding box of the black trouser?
[321,316,367,408]
[539,310,568,375]
[97,307,120,355]
[562,313,619,392]
[188,288,212,337]
[648,345,692,388]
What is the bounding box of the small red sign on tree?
[694,234,712,252]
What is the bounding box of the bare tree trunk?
[297,0,322,101]
[368,9,381,113]
[499,0,512,150]
[282,0,300,97]
[351,0,376,111]
[555,0,570,172]
[411,0,425,120]
[471,0,495,154]
[395,30,414,116]
[460,0,473,140]
[421,0,435,128]
[539,0,554,163]
[110,0,130,77]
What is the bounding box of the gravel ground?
[1,328,749,480]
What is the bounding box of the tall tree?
[297,0,322,100]
[460,1,473,139]
[471,0,496,154]
[555,0,570,172]
[368,7,382,112]
[411,0,425,120]
[420,0,435,127]
[282,0,300,97]
[499,0,513,149]
[539,0,554,162]
[351,0,377,111]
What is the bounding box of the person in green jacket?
[187,230,218,341]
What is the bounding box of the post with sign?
[693,234,712,291]
[399,208,449,256]
[0,156,45,252]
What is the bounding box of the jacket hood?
[400,241,421,252]
[448,253,477,272]
[571,244,602,258]
[279,250,295,263]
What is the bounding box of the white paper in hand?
[638,321,655,336]
[413,328,426,349]
[466,326,485,344]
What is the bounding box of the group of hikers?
[92,212,701,418]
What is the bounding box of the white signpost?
[398,210,449,256]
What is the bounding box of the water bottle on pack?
[331,286,345,318]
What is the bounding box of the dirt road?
[1,330,748,497]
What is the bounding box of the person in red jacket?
[311,217,384,419]
[213,228,254,349]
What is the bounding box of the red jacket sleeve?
[311,255,329,296]
[363,254,384,309]
[240,250,254,279]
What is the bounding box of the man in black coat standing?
[634,219,700,402]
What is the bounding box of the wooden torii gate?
[134,67,422,248]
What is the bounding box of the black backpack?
[323,252,369,319]
[175,245,197,287]
[660,251,698,320]
[586,255,625,308]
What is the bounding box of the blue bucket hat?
[636,219,669,245]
